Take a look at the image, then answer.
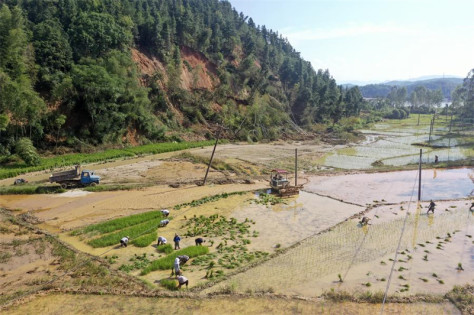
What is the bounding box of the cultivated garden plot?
[204,200,473,297]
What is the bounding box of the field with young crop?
[72,210,166,248]
[0,140,215,180]
[205,201,472,297]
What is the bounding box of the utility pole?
[418,149,422,201]
[295,148,298,186]
[202,127,222,186]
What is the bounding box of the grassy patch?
[118,253,151,273]
[0,140,216,180]
[445,285,474,315]
[88,219,163,248]
[131,231,157,248]
[73,211,164,236]
[141,246,209,275]
[83,184,150,192]
[160,279,178,291]
[173,192,246,210]
[0,185,65,195]
[156,244,174,254]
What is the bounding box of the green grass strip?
[156,244,174,254]
[0,140,217,180]
[0,185,66,195]
[131,231,157,248]
[173,191,246,210]
[141,246,209,275]
[73,211,164,236]
[87,218,163,248]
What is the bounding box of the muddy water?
[231,191,364,252]
[205,201,472,297]
[4,293,461,314]
[306,168,473,205]
[0,183,267,232]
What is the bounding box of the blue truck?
[49,165,100,189]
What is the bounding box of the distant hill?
[358,78,463,99]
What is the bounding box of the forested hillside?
[0,0,364,156]
[359,78,462,100]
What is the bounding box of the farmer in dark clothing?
[359,216,370,226]
[195,237,205,246]
[427,200,436,214]
[178,255,190,265]
[470,202,474,212]
[173,233,181,250]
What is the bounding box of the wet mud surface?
[4,293,461,315]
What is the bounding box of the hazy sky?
[229,0,474,84]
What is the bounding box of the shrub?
[141,246,209,275]
[15,138,40,166]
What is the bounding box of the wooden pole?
[295,148,298,186]
[418,149,422,201]
[203,128,221,186]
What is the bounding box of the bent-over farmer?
[174,257,181,276]
[161,209,170,217]
[177,275,188,288]
[195,237,205,246]
[160,219,170,227]
[178,255,190,265]
[120,236,129,247]
[157,236,167,246]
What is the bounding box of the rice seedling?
[156,244,173,254]
[437,279,445,284]
[118,253,151,273]
[364,282,371,287]
[398,275,406,280]
[73,211,164,236]
[423,255,428,261]
[141,246,209,275]
[419,278,429,282]
[88,219,163,248]
[432,273,438,278]
[456,263,464,271]
[466,235,472,238]
[424,250,430,254]
[131,232,157,248]
[173,192,246,210]
[338,274,343,282]
[380,278,386,282]
[417,243,426,247]
[160,279,178,291]
[398,267,408,272]
[380,260,386,265]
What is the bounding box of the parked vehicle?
[49,165,100,189]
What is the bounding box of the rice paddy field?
[1,116,473,314]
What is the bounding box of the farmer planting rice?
[160,219,170,227]
[195,237,205,246]
[174,257,181,276]
[161,209,170,217]
[157,236,167,246]
[174,233,181,250]
[178,255,190,265]
[359,217,370,226]
[470,202,474,212]
[177,275,188,289]
[120,236,129,247]
[427,200,436,214]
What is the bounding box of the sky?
[229,0,474,84]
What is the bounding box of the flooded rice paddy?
[204,200,473,297]
[4,294,461,315]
